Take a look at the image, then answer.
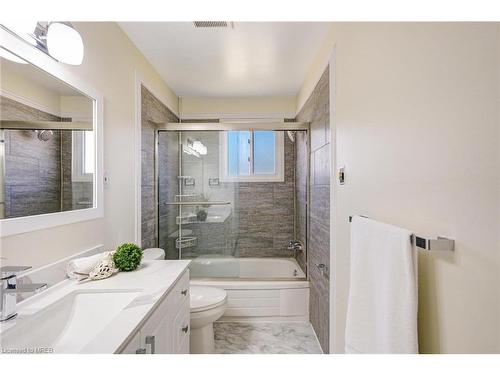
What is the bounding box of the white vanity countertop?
[0,260,191,354]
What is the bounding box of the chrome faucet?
[287,240,304,257]
[1,266,47,322]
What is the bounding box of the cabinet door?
[170,270,190,311]
[120,269,190,354]
[141,297,176,354]
[179,332,190,354]
[142,312,173,354]
[172,299,190,354]
[120,331,142,354]
[140,270,189,354]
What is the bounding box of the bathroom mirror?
[0,31,103,237]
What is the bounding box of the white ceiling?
[119,22,330,97]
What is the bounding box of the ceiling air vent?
[193,21,233,28]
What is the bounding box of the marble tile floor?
[213,322,323,354]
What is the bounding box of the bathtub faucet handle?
[316,263,329,278]
[288,240,303,257]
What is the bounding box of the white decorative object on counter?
[88,252,119,280]
[67,252,105,279]
[67,251,117,281]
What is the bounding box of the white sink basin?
[0,290,140,353]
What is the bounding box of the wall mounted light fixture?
[45,22,84,65]
[183,139,208,158]
[0,21,84,65]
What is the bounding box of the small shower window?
[220,130,284,182]
[72,130,94,182]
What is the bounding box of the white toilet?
[142,248,228,354]
[189,285,227,354]
[141,247,165,261]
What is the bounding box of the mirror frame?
[0,28,104,237]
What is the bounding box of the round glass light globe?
[46,22,84,65]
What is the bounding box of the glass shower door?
[157,128,307,279]
[157,130,237,264]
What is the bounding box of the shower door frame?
[154,121,310,269]
[156,122,310,131]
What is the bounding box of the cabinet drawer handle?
[181,325,189,333]
[136,348,146,354]
[181,289,188,296]
[145,335,156,354]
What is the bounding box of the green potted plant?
[113,243,143,271]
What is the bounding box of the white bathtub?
[189,256,306,279]
[189,257,309,321]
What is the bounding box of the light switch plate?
[338,166,345,185]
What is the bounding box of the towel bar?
[348,215,455,251]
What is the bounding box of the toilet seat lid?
[142,248,165,260]
[190,286,227,312]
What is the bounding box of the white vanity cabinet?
[120,270,190,354]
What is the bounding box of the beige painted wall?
[1,62,93,119]
[324,23,499,353]
[1,22,178,268]
[1,64,62,115]
[59,96,93,120]
[296,23,335,114]
[180,96,296,119]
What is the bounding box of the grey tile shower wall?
[61,131,72,211]
[141,119,156,249]
[141,86,179,250]
[157,131,180,259]
[295,67,330,353]
[1,96,62,218]
[294,131,309,273]
[234,135,295,258]
[1,96,60,122]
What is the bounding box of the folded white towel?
[345,216,418,354]
[66,252,113,280]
